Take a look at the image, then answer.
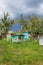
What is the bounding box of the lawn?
[0,39,43,65]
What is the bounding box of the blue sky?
[0,0,43,19]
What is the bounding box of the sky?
[0,0,43,19]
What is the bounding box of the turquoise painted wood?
[12,35,20,42]
[23,32,29,41]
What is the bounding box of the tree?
[19,14,28,32]
[28,15,41,35]
[1,12,15,33]
[39,19,43,34]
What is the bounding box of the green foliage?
[1,12,10,33]
[0,40,43,65]
[18,14,43,35]
[18,14,28,32]
[0,13,43,35]
[39,19,43,34]
[28,16,41,35]
[1,12,15,33]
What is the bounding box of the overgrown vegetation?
[0,39,43,65]
[0,12,43,36]
[0,13,43,65]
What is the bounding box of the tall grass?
[0,39,43,65]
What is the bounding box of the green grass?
[0,39,43,65]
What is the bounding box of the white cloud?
[21,6,34,14]
[0,0,25,18]
[0,0,43,19]
[8,11,16,19]
[0,0,16,18]
[38,3,43,14]
[0,0,6,18]
[34,3,43,16]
